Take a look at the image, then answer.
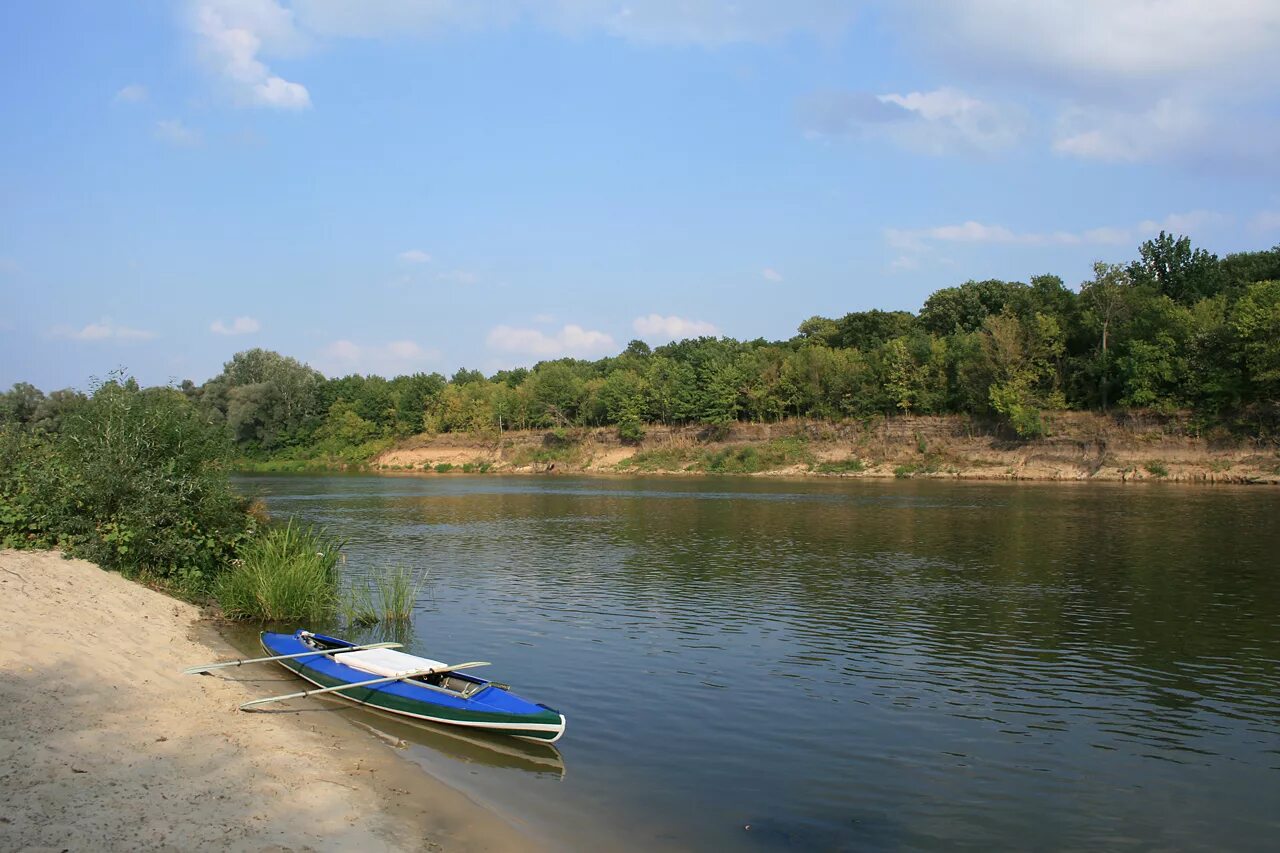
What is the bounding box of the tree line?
[3,232,1279,456]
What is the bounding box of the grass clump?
[342,566,429,627]
[216,520,345,621]
[698,436,814,474]
[434,462,454,473]
[813,457,866,474]
[618,446,694,471]
[1145,460,1170,478]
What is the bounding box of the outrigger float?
[184,630,566,743]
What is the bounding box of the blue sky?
[3,1,1279,390]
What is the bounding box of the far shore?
[244,413,1280,485]
[0,549,539,853]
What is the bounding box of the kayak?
[258,630,566,743]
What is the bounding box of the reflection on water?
[237,474,1280,851]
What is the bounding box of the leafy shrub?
[1145,461,1170,478]
[216,520,344,620]
[434,463,454,473]
[1,378,251,592]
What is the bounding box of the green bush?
[1145,461,1170,478]
[1,378,251,592]
[216,520,344,620]
[434,462,454,473]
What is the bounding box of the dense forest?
[4,233,1280,464]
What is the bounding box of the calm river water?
[236,474,1280,851]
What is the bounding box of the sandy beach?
[0,549,537,852]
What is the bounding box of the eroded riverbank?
[370,413,1280,484]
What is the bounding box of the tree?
[1129,231,1222,304]
[918,279,1027,335]
[1080,263,1134,409]
[1230,280,1280,406]
[0,383,46,425]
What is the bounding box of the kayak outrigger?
[186,630,566,743]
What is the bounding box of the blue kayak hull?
[260,631,566,742]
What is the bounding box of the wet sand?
[0,549,539,852]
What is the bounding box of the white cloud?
[887,211,1229,257]
[190,0,312,110]
[113,84,148,104]
[293,0,856,45]
[210,316,261,335]
[317,338,440,376]
[800,87,1025,154]
[437,270,479,284]
[155,119,202,147]
[761,268,783,282]
[398,249,432,263]
[183,2,853,109]
[486,323,616,358]
[902,1,1280,88]
[51,319,156,342]
[632,314,719,341]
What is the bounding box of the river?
[236,474,1280,851]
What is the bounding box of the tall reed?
[341,565,428,627]
[216,520,345,620]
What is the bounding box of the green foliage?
[697,437,814,474]
[215,520,344,620]
[1145,461,1170,478]
[434,463,454,473]
[617,446,696,471]
[0,378,251,591]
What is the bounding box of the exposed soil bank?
[374,412,1280,484]
[0,549,537,852]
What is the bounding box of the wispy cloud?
[51,319,156,342]
[486,324,615,358]
[113,84,148,104]
[317,338,440,377]
[632,314,719,341]
[801,87,1026,154]
[437,269,479,285]
[761,268,784,282]
[189,0,311,110]
[210,316,261,335]
[155,119,202,147]
[398,249,432,263]
[886,210,1230,257]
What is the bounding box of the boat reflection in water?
[320,696,567,779]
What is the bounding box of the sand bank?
[0,549,537,852]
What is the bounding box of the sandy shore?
[0,549,537,852]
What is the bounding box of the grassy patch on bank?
[813,456,866,474]
[215,521,344,620]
